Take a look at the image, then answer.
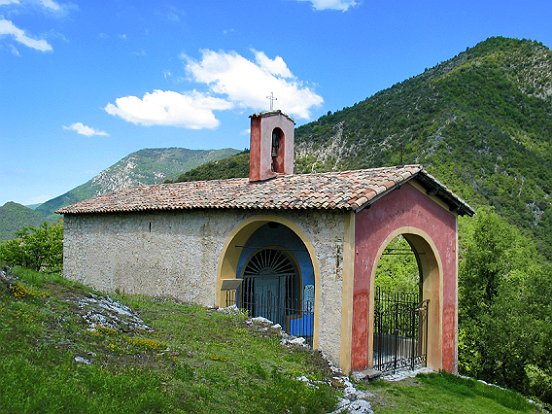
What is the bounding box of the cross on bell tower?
[266,92,277,111]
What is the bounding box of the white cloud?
[40,0,60,11]
[1,0,64,11]
[163,5,186,23]
[108,49,323,131]
[297,0,358,11]
[105,90,233,129]
[185,49,323,119]
[253,50,294,78]
[63,122,109,137]
[0,19,52,51]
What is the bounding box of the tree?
[458,208,552,403]
[0,221,63,272]
[375,235,419,294]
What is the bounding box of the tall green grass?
[0,267,337,414]
[368,372,540,413]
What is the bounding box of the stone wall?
[64,210,242,306]
[63,209,348,367]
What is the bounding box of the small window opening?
[271,129,280,172]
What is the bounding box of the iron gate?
[373,286,428,373]
[240,275,314,346]
[235,249,314,346]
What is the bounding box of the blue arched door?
[236,222,315,345]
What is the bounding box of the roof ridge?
[56,165,473,216]
[276,164,424,178]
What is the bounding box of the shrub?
[0,222,63,272]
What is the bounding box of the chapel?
[58,110,473,375]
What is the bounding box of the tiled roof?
[57,165,474,216]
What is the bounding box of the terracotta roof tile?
[57,165,474,216]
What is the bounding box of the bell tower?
[249,110,295,182]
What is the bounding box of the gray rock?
[345,399,373,414]
[74,356,91,365]
[75,295,152,333]
[251,316,273,325]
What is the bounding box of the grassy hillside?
[369,374,542,413]
[0,267,543,414]
[37,147,239,216]
[0,202,57,241]
[0,267,337,413]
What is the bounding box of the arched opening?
[372,235,427,373]
[374,235,420,295]
[217,217,318,346]
[271,127,285,173]
[368,230,442,373]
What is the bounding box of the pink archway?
[352,183,458,373]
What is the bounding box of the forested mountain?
[0,202,57,241]
[36,147,239,216]
[176,37,552,259]
[172,150,251,183]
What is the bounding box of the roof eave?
[413,171,475,216]
[353,171,475,217]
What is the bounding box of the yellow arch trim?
[216,215,321,348]
[366,226,444,371]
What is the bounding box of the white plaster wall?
[63,209,346,366]
[292,211,346,366]
[64,210,242,306]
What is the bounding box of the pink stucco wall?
[352,183,458,372]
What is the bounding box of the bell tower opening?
[249,110,295,182]
[271,127,285,173]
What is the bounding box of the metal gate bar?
[374,286,428,374]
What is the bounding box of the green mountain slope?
[37,147,239,215]
[0,202,57,241]
[297,37,552,256]
[176,37,552,258]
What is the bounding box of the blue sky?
[1,0,551,206]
